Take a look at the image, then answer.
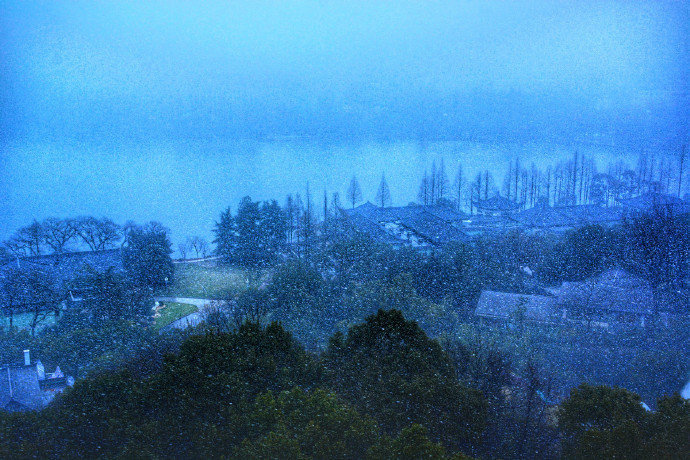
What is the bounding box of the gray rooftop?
[344,203,468,248]
[0,364,46,411]
[553,269,676,315]
[617,193,690,215]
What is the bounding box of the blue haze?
[1,1,688,246]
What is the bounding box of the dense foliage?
[122,222,175,288]
[0,315,478,459]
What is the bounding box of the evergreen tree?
[122,222,174,288]
[213,207,236,263]
[215,197,287,267]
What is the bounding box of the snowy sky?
[1,1,688,244]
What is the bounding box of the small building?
[342,202,469,250]
[472,195,521,216]
[0,350,74,412]
[514,201,623,234]
[616,192,690,216]
[476,269,683,329]
[548,269,675,328]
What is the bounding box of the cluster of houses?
[342,192,690,249]
[474,268,686,330]
[0,350,74,412]
[342,193,689,330]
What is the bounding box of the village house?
[513,198,623,234]
[0,350,74,412]
[472,194,522,217]
[475,268,684,329]
[616,192,690,217]
[342,202,469,250]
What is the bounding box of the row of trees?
[0,220,174,334]
[412,148,689,213]
[177,235,209,260]
[2,217,121,257]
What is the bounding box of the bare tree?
[178,242,188,260]
[75,216,121,251]
[42,218,78,254]
[418,171,431,205]
[5,221,45,257]
[453,163,465,211]
[231,288,270,328]
[189,236,209,258]
[375,174,392,208]
[678,144,687,197]
[346,176,363,209]
[436,158,449,202]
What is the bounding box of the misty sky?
[1,1,688,246]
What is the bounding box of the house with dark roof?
[476,269,685,329]
[547,268,681,328]
[342,202,469,250]
[514,201,623,234]
[1,350,74,412]
[472,195,521,216]
[617,193,690,216]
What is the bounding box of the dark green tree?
[71,267,152,326]
[213,206,236,263]
[213,197,287,267]
[122,222,174,288]
[325,309,488,452]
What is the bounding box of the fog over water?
[1,1,688,246]
[0,138,666,246]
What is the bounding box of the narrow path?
[154,296,230,332]
[154,296,223,308]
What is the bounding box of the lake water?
[0,138,672,249]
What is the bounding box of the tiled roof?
[617,193,690,214]
[473,195,521,212]
[515,204,622,230]
[553,269,673,315]
[344,203,468,247]
[0,365,46,411]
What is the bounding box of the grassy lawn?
[157,263,264,299]
[1,312,57,333]
[153,302,198,331]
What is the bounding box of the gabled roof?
[473,195,521,212]
[475,290,558,322]
[0,365,45,411]
[616,193,690,214]
[514,205,577,229]
[461,214,523,234]
[553,269,672,315]
[344,203,468,248]
[515,204,623,230]
[557,205,623,225]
